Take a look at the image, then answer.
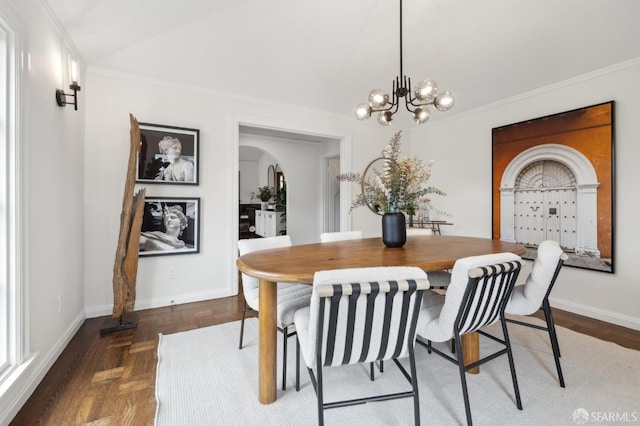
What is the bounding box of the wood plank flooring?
[10,295,640,425]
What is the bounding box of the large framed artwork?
[136,122,199,185]
[139,197,200,257]
[492,101,614,273]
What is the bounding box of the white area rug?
[155,317,640,425]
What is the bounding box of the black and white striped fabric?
[294,267,429,426]
[456,260,522,335]
[418,253,520,342]
[295,267,429,369]
[416,254,524,426]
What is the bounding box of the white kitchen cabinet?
[255,210,285,237]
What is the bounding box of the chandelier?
[355,0,455,126]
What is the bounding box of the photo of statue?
[157,136,195,182]
[136,123,199,185]
[139,198,200,257]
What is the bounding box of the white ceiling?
[46,0,640,124]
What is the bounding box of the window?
[0,8,22,384]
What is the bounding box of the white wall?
[238,160,258,203]
[408,59,640,330]
[0,0,86,423]
[240,134,330,244]
[83,69,389,316]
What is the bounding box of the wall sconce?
[55,58,81,110]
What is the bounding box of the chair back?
[406,228,433,236]
[505,240,567,315]
[456,259,522,335]
[309,267,429,368]
[422,252,521,342]
[237,235,292,300]
[319,230,363,242]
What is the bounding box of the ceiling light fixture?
[355,0,455,126]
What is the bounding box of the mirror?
[267,164,276,196]
[362,157,386,215]
[275,164,285,197]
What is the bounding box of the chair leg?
[238,300,248,350]
[408,348,421,426]
[282,326,288,391]
[316,366,325,426]
[454,335,474,426]
[380,360,384,373]
[296,337,301,391]
[370,362,375,381]
[500,317,522,410]
[543,301,565,387]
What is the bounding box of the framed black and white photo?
[139,197,200,257]
[136,122,199,185]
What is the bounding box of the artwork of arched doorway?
[500,144,600,257]
[513,160,577,250]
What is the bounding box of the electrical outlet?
[169,268,177,279]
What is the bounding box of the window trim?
[0,5,26,387]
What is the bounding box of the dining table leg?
[461,332,480,374]
[258,278,277,404]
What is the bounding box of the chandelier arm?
[407,98,435,108]
[404,94,417,113]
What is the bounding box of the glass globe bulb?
[413,107,430,124]
[414,79,438,102]
[434,91,455,111]
[377,111,393,126]
[368,89,389,108]
[355,103,372,120]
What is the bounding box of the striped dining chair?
[416,252,523,426]
[293,266,430,426]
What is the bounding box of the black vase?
[382,212,407,248]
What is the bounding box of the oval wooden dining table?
[236,235,526,404]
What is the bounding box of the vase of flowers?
[337,131,446,247]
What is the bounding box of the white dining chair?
[416,252,523,426]
[406,227,433,236]
[319,230,363,242]
[505,240,568,387]
[294,266,430,426]
[237,235,312,391]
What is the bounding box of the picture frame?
[491,101,614,273]
[136,122,199,185]
[139,197,200,257]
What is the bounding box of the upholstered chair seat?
[237,235,312,391]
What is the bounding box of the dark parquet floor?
[10,294,640,425]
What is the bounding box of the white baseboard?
[0,310,85,425]
[85,288,234,319]
[550,297,640,331]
